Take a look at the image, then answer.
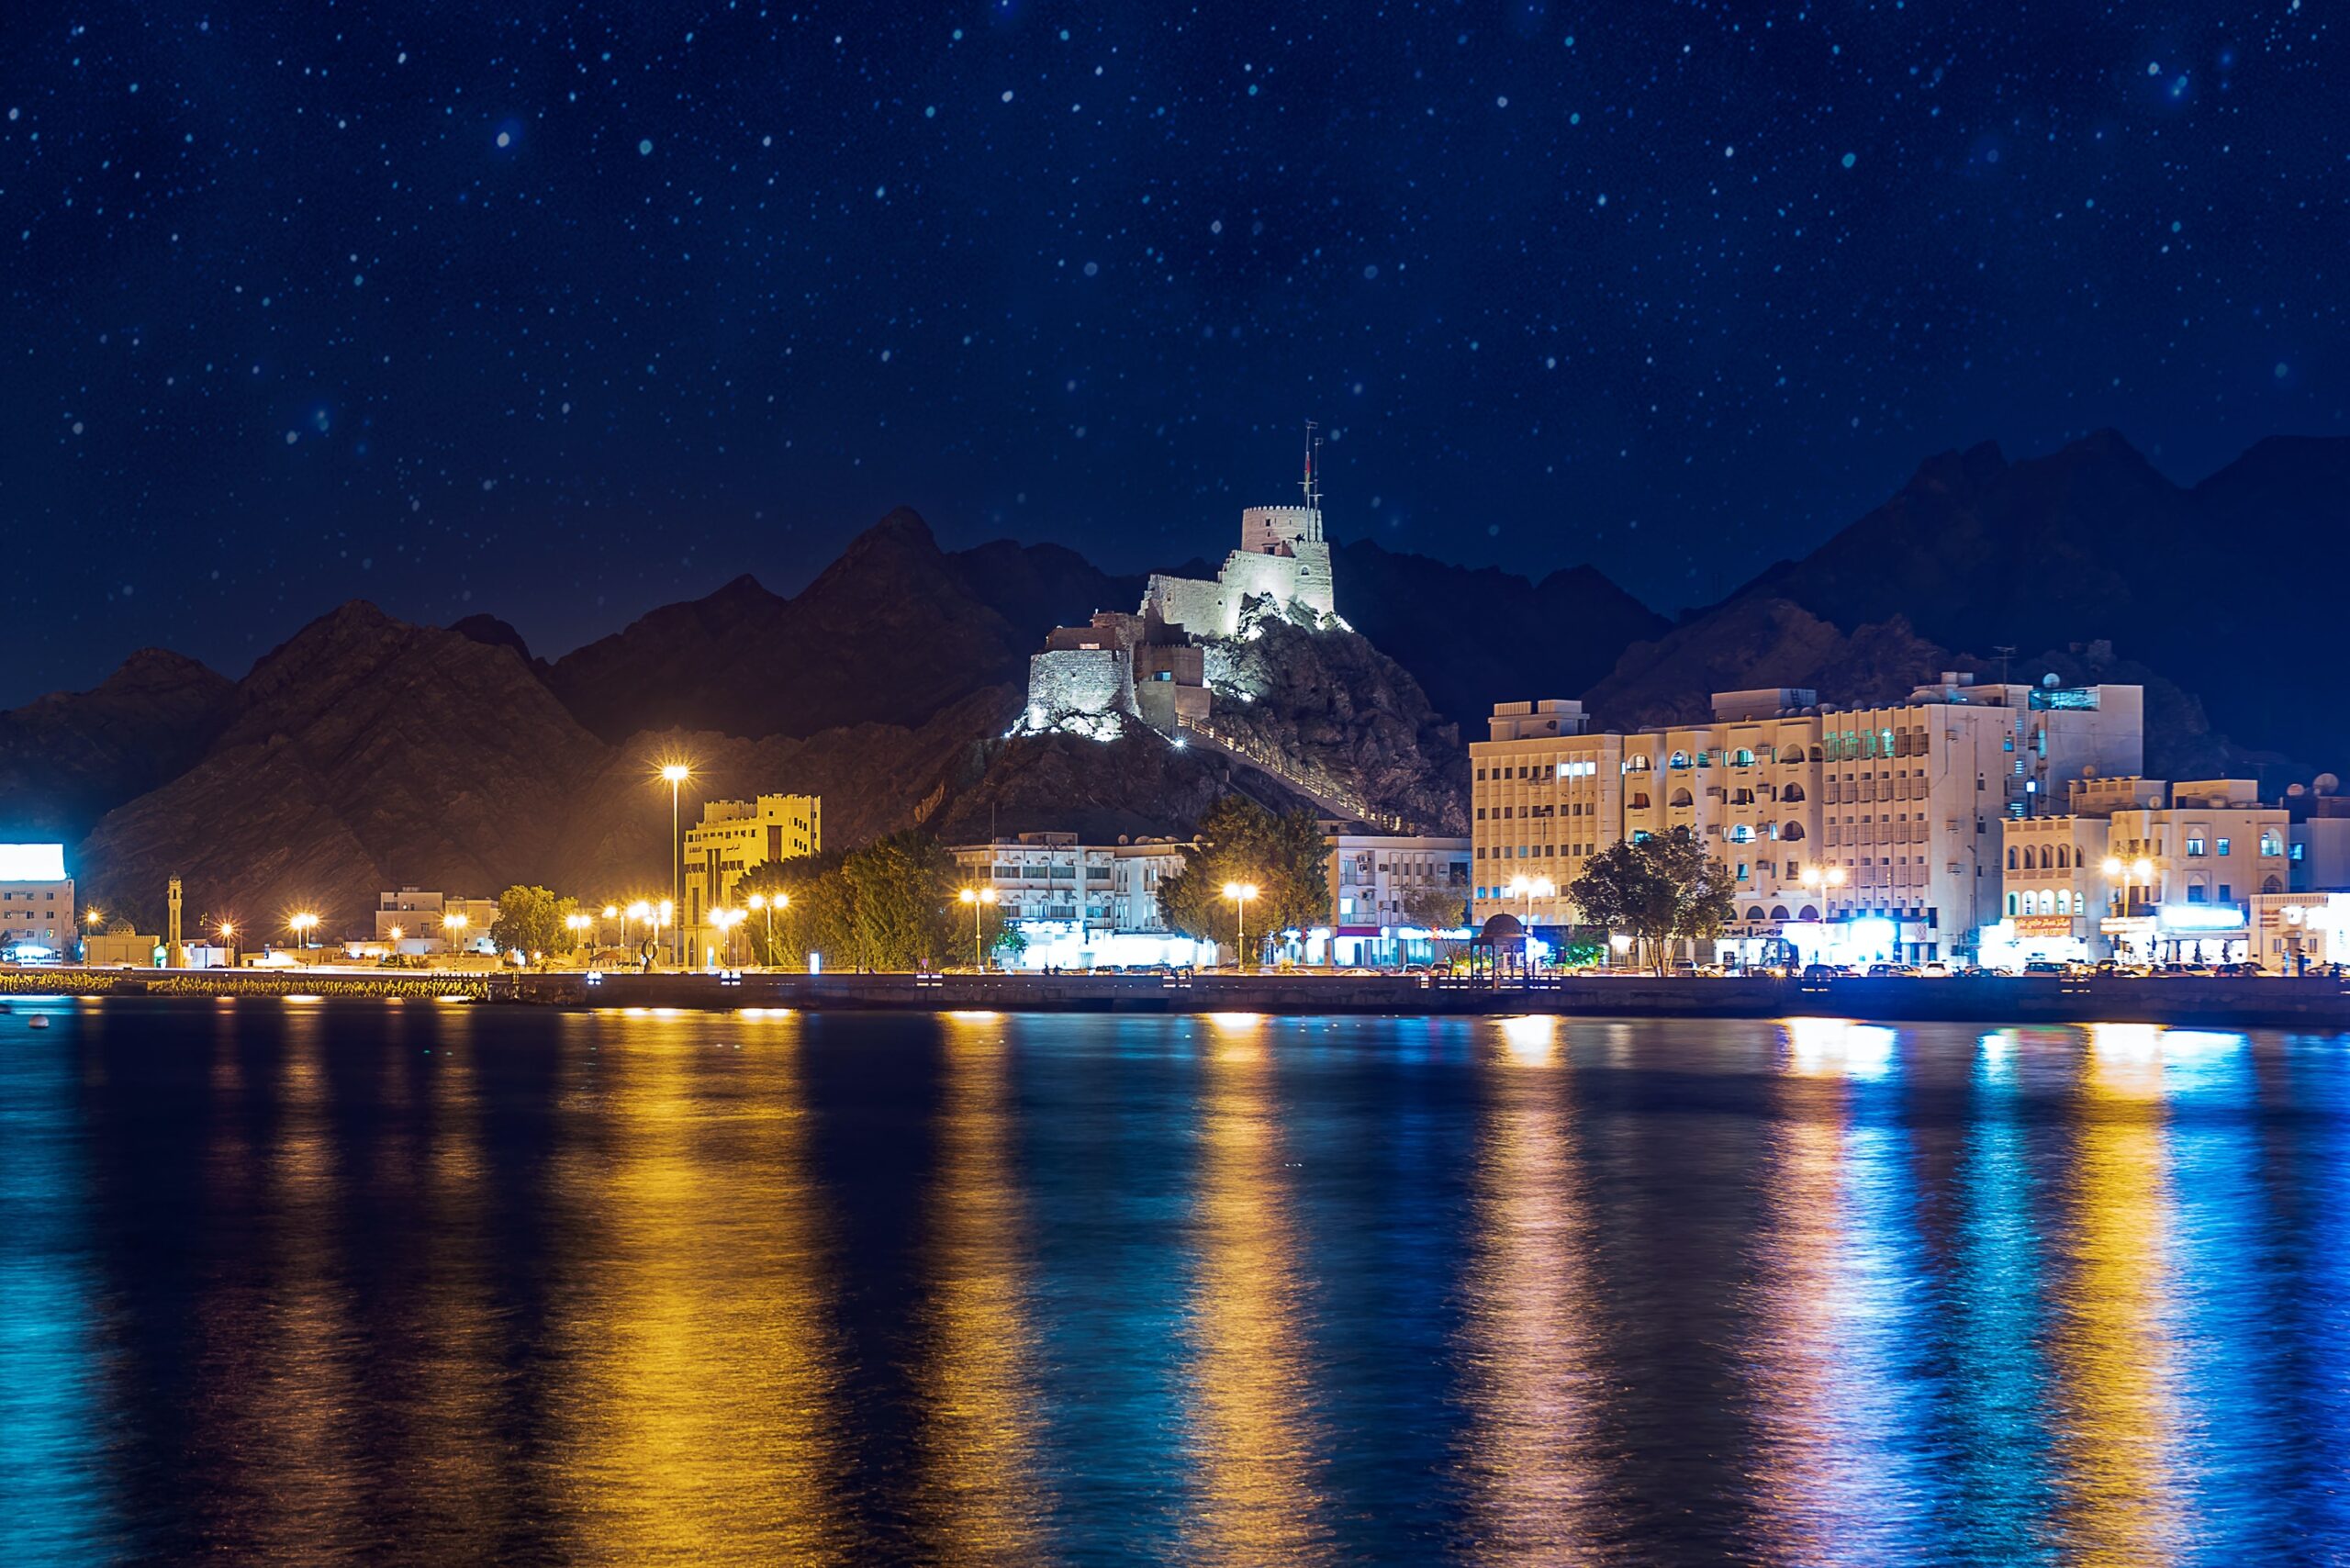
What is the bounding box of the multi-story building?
[2097,778,2286,963]
[1470,677,2144,966]
[948,832,1200,969]
[0,843,76,961]
[1324,834,1472,966]
[682,793,822,935]
[373,888,498,953]
[1982,778,2290,965]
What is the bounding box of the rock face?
[1200,614,1470,835]
[0,649,235,839]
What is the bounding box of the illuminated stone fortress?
[1019,432,1342,739]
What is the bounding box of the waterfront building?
[948,833,1203,969]
[374,888,498,954]
[682,793,822,936]
[1320,834,1472,967]
[0,842,76,961]
[1469,676,2144,967]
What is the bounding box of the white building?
[948,833,1205,969]
[1470,677,2145,967]
[0,843,75,960]
[373,888,498,954]
[1320,834,1472,967]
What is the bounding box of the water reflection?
[0,1003,114,1564]
[914,1014,1049,1562]
[1457,1016,1603,1561]
[2048,1026,2187,1564]
[1749,1018,1935,1562]
[1181,1014,1333,1564]
[551,1015,853,1564]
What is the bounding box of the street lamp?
[218,922,237,963]
[287,911,319,965]
[747,891,789,968]
[958,886,999,969]
[442,911,468,958]
[1222,881,1260,971]
[708,907,744,969]
[657,761,692,966]
[565,911,592,962]
[626,901,654,967]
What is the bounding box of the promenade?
[13,965,2350,1028]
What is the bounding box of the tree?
[734,851,850,968]
[844,830,959,970]
[1158,794,1331,961]
[1401,884,1469,933]
[1568,827,1735,973]
[489,885,579,967]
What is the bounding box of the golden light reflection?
[1182,1019,1333,1564]
[914,1014,1048,1562]
[1459,1016,1599,1557]
[2051,1027,2184,1565]
[552,1013,853,1563]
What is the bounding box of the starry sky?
[4,2,2342,705]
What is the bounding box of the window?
[2186,836,2207,857]
[2261,831,2284,857]
[2217,837,2231,856]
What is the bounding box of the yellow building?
[683,793,822,938]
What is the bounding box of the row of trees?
[1157,795,1331,960]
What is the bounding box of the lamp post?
[1222,881,1259,971]
[288,912,319,966]
[708,908,744,969]
[626,901,654,969]
[958,886,999,969]
[659,763,692,966]
[748,891,788,968]
[600,904,619,950]
[565,912,592,964]
[442,911,468,960]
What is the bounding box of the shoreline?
[9,967,2350,1028]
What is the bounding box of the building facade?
[682,793,822,935]
[373,888,498,953]
[1469,677,2145,966]
[1322,834,1472,966]
[0,843,76,961]
[948,833,1202,969]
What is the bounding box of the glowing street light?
[1505,874,1556,925]
[565,911,593,961]
[1222,880,1260,972]
[958,886,999,969]
[708,906,745,968]
[747,890,789,967]
[287,911,320,965]
[441,910,469,958]
[656,760,693,966]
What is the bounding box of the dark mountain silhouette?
[1594,429,2350,771]
[0,649,235,840]
[1332,536,1669,726]
[544,510,1131,745]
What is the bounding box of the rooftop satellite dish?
[2289,782,2308,797]
[2144,795,2164,811]
[2042,672,2060,689]
[2082,765,2098,778]
[2319,773,2341,796]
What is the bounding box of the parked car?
[1918,961,1952,978]
[1801,963,1841,981]
[1865,962,1919,978]
[2020,960,2065,976]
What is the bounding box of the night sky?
[4,2,2342,705]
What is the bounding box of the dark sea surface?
[3,998,2347,1566]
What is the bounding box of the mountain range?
[6,428,2341,935]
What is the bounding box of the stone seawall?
[12,968,2350,1028]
